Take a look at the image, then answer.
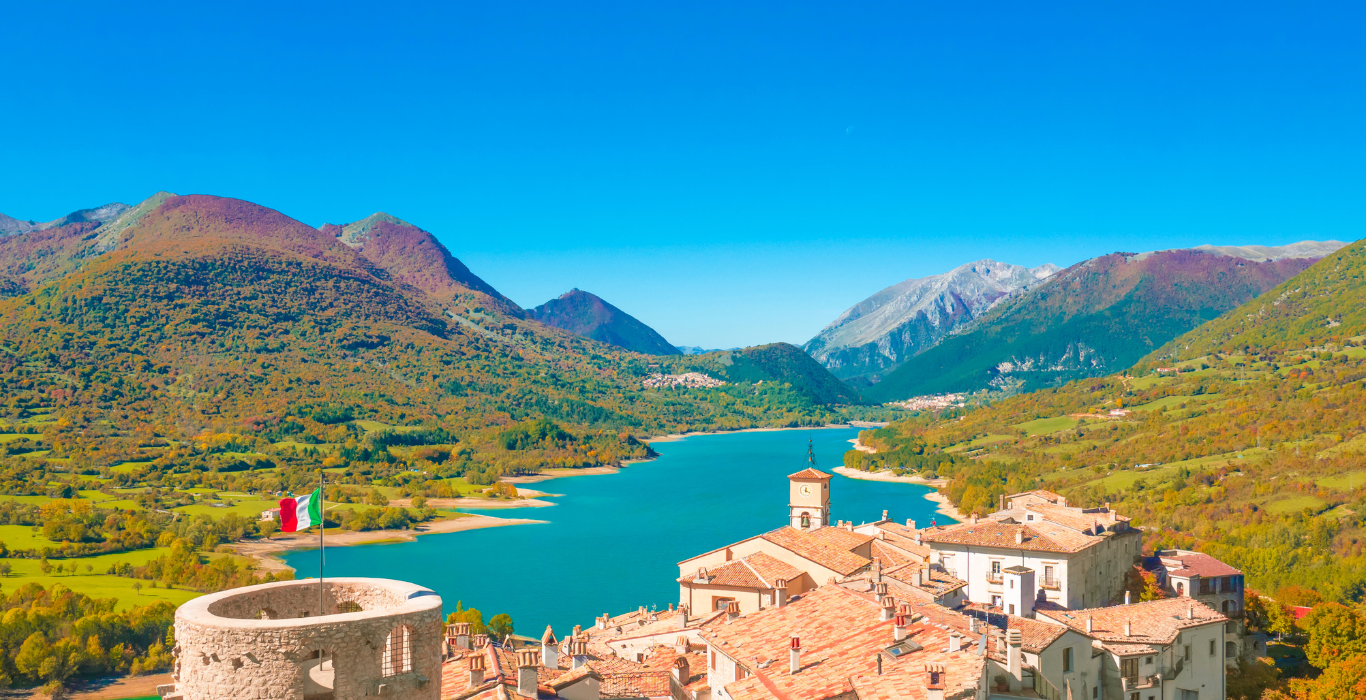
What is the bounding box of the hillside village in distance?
[172,460,1252,700]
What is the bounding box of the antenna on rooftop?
[808,439,816,467]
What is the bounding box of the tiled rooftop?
[788,468,832,480]
[702,585,985,700]
[884,562,967,596]
[681,551,807,589]
[760,525,873,576]
[1150,550,1242,578]
[1036,598,1226,654]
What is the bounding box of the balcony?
[1121,675,1158,691]
[1040,577,1061,591]
[986,572,1003,584]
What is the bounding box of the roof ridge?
[738,555,770,588]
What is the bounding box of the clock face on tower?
[799,484,813,497]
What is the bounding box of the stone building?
[167,577,444,700]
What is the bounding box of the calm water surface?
[283,427,951,633]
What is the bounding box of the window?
[1183,645,1191,662]
[337,601,363,613]
[1063,647,1073,673]
[382,625,413,677]
[1145,656,1153,666]
[1009,604,1016,615]
[1129,694,1139,700]
[1226,641,1238,658]
[1121,657,1138,678]
[992,560,1002,574]
[712,597,735,611]
[1176,582,1185,596]
[710,651,716,670]
[1209,639,1216,656]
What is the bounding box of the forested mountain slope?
[661,343,863,405]
[0,194,860,485]
[864,248,1323,402]
[846,237,1366,602]
[528,289,680,356]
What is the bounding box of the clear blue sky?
[2,2,1364,348]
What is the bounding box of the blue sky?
[2,2,1364,348]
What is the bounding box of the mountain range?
[0,194,862,473]
[803,260,1059,384]
[527,289,680,356]
[861,243,1340,402]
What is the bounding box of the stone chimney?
[542,625,559,668]
[894,614,909,642]
[1125,591,1132,605]
[454,622,471,650]
[775,580,789,607]
[789,637,802,674]
[881,597,895,621]
[872,559,883,582]
[926,663,946,700]
[1085,617,1094,633]
[1124,620,1132,637]
[673,656,690,685]
[1007,629,1022,687]
[970,513,979,525]
[468,653,486,688]
[679,604,690,628]
[675,636,689,654]
[473,634,489,649]
[948,631,962,652]
[516,649,539,697]
[572,639,588,669]
[726,601,741,620]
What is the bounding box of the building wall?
[931,530,1141,609]
[173,578,443,700]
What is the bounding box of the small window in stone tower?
[337,601,363,613]
[383,625,413,676]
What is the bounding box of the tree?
[1302,603,1366,670]
[1226,658,1281,700]
[369,489,389,506]
[15,633,51,681]
[38,559,51,575]
[488,613,514,640]
[447,602,486,635]
[0,562,12,577]
[1269,654,1366,700]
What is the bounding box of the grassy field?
[1316,470,1366,491]
[0,547,201,610]
[1264,495,1329,514]
[1013,416,1079,436]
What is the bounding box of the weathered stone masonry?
[167,578,443,700]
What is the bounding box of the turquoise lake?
[282,427,952,634]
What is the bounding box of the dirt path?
[231,514,546,574]
[14,673,173,700]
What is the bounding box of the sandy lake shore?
[388,496,558,509]
[232,514,545,574]
[832,466,963,522]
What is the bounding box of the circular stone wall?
[171,577,443,700]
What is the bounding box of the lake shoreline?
[831,466,963,522]
[235,514,546,574]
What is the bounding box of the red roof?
[788,468,832,480]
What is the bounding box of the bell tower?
[788,440,832,530]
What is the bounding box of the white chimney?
[516,649,539,698]
[1085,617,1094,633]
[541,626,559,668]
[918,567,929,588]
[969,618,978,633]
[1188,606,1195,620]
[926,664,946,700]
[572,639,588,669]
[1125,591,1132,605]
[882,510,889,521]
[948,631,962,652]
[908,519,916,530]
[454,622,472,650]
[468,654,486,688]
[881,598,895,621]
[894,614,909,642]
[1124,620,1131,637]
[1007,629,1022,686]
[1015,529,1024,545]
[789,637,802,674]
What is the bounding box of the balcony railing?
[1040,577,1061,590]
[1122,675,1158,691]
[986,572,1003,584]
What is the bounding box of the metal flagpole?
[319,470,325,616]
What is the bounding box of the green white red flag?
[279,488,322,532]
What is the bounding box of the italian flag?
[279,488,322,532]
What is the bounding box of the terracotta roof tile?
[760,526,873,576]
[1037,598,1226,654]
[1152,551,1242,578]
[884,563,967,596]
[681,552,806,589]
[922,518,1118,554]
[702,585,985,700]
[1008,616,1067,654]
[788,468,832,480]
